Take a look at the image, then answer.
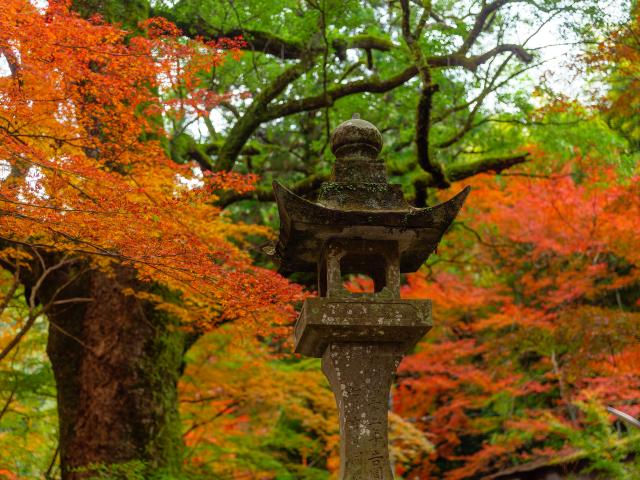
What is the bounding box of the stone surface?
[294,297,431,357]
[322,343,403,480]
[330,118,383,156]
[272,181,469,275]
[329,118,385,185]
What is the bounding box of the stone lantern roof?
[273,117,470,274]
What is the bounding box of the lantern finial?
[330,117,383,160]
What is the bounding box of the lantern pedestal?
[294,297,432,357]
[294,296,431,480]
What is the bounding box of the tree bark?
[39,264,186,479]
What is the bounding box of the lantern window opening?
[340,253,387,294]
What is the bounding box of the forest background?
[1,0,639,479]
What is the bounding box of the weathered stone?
[272,118,468,479]
[318,182,404,210]
[330,119,383,159]
[272,181,469,274]
[323,343,403,480]
[295,297,432,357]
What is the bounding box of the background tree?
[0,1,298,477]
[71,0,608,205]
[587,3,640,152]
[394,156,640,478]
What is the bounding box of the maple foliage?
[0,3,301,475]
[394,158,640,478]
[177,324,435,479]
[0,0,301,330]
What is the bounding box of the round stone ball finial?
[330,117,383,159]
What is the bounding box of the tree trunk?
[27,6,179,477]
[41,265,186,479]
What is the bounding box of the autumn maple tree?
[389,10,640,476]
[393,156,640,478]
[0,1,299,477]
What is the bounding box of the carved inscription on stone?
[322,343,403,480]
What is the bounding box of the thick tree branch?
[262,41,535,123]
[458,0,517,55]
[263,66,418,121]
[167,18,308,59]
[214,57,314,171]
[182,138,260,171]
[446,153,529,182]
[400,0,448,189]
[452,44,534,71]
[411,152,529,206]
[332,35,395,62]
[186,2,535,173]
[159,10,395,61]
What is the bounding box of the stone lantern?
[272,117,469,479]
